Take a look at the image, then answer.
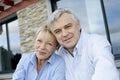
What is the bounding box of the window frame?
[0,14,19,73]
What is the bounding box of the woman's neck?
[37,59,48,73]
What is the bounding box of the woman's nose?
[40,43,46,49]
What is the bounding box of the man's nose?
[62,29,68,37]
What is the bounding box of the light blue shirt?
[58,29,119,80]
[13,52,65,80]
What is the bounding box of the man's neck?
[66,48,74,57]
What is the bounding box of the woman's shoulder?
[51,53,65,65]
[21,52,34,59]
[19,52,35,64]
[53,53,64,60]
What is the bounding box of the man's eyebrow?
[67,23,71,25]
[64,23,72,27]
[53,28,61,33]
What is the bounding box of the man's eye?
[54,30,61,34]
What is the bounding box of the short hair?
[49,8,79,30]
[35,23,59,46]
[36,23,51,36]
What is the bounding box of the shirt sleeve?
[12,56,26,80]
[52,57,66,80]
[91,36,120,80]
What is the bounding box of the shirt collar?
[30,52,37,66]
[59,29,89,56]
[75,29,84,56]
[47,53,56,65]
[75,29,90,55]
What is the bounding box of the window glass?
[0,24,7,50]
[0,25,8,72]
[104,0,120,55]
[0,19,21,72]
[8,20,21,55]
[85,0,106,35]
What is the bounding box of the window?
[52,0,120,59]
[103,0,120,58]
[0,17,21,73]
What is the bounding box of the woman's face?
[35,31,57,60]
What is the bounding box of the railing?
[0,73,13,80]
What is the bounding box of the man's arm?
[91,36,119,80]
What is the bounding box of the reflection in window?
[0,25,8,72]
[104,0,120,55]
[0,24,7,50]
[0,19,21,73]
[8,20,21,55]
[85,0,106,35]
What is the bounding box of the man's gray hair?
[49,8,79,30]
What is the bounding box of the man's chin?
[64,44,74,49]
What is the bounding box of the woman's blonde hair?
[35,23,59,47]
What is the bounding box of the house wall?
[17,0,50,54]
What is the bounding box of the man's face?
[52,13,81,52]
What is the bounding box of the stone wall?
[17,0,48,54]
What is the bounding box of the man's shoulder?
[89,34,105,40]
[88,34,108,44]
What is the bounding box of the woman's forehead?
[37,31,56,41]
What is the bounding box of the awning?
[0,0,39,20]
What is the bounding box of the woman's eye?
[47,43,53,46]
[36,40,42,44]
